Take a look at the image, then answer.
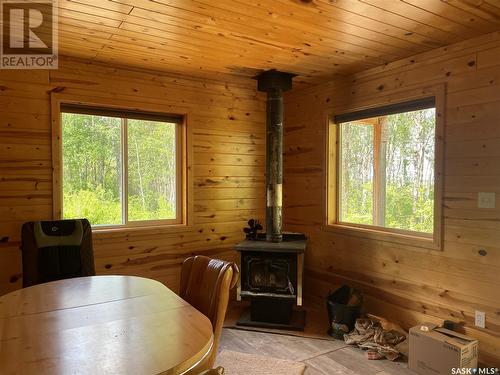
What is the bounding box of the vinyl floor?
[218,327,416,375]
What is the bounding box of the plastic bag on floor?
[344,318,407,361]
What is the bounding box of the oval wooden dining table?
[0,275,213,375]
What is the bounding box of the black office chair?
[21,219,96,287]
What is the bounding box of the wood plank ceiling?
[58,0,500,86]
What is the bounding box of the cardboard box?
[409,323,478,375]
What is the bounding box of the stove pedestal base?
[236,307,306,331]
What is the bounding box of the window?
[328,96,442,245]
[59,104,184,227]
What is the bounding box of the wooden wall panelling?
[0,56,265,297]
[0,70,51,294]
[284,32,500,365]
[348,32,500,83]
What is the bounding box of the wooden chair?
[179,256,239,374]
[21,219,96,287]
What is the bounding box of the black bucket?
[326,285,362,339]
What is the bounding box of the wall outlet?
[475,310,486,328]
[478,192,496,208]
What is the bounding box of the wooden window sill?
[92,223,191,239]
[322,223,441,251]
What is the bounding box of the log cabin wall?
[283,31,500,365]
[0,56,265,296]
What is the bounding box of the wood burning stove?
[236,234,306,329]
[235,69,307,330]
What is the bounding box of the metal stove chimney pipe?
[255,70,295,242]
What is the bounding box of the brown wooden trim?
[326,116,337,226]
[335,123,341,226]
[121,118,128,225]
[323,222,436,250]
[180,113,191,227]
[334,96,435,123]
[432,84,446,251]
[50,94,189,228]
[51,94,63,220]
[373,119,381,225]
[327,83,445,250]
[91,223,193,238]
[60,103,184,124]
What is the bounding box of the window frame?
[326,86,444,250]
[51,97,189,231]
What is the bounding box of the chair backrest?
[180,256,239,368]
[21,219,96,287]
